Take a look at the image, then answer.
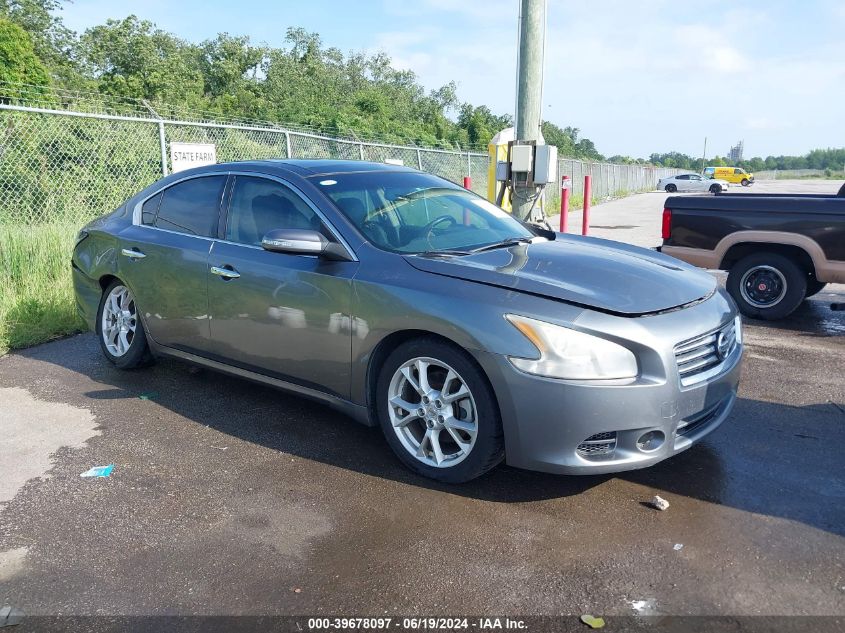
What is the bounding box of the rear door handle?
[121,248,146,259]
[210,265,241,280]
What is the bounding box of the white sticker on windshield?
[319,179,337,186]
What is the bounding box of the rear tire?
[727,253,807,320]
[96,280,154,369]
[375,338,504,483]
[665,184,677,193]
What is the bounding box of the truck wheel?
[727,253,807,320]
[665,184,677,193]
[805,278,827,298]
[709,184,722,193]
[741,178,750,186]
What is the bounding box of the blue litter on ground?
[80,464,114,478]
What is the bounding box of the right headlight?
[505,314,638,380]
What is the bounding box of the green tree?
[80,15,204,104]
[0,18,50,88]
[0,0,74,71]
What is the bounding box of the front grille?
[577,431,617,458]
[674,321,736,387]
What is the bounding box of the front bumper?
[474,297,743,475]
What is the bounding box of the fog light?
[637,430,665,452]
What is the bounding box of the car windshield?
[311,171,535,254]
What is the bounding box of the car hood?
[404,236,717,316]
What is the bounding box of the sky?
[60,0,845,159]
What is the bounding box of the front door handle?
[121,248,146,259]
[210,265,241,280]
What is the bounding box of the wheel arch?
[364,329,500,427]
[98,274,121,291]
[713,231,830,274]
[720,241,815,276]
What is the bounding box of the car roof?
[197,159,417,177]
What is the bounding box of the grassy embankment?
[0,223,84,354]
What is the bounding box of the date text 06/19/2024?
[306,618,528,630]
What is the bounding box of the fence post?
[158,121,168,177]
[285,131,292,159]
[416,148,423,170]
[359,143,365,161]
[560,175,570,233]
[582,175,592,236]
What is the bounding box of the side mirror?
[261,229,352,261]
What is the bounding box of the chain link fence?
[1,103,676,227]
[557,158,681,200]
[754,169,832,180]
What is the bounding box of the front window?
[226,176,322,246]
[312,172,534,254]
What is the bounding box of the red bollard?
[462,177,472,225]
[582,175,592,236]
[560,175,570,233]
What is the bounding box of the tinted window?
[226,176,320,246]
[155,176,226,237]
[734,168,743,174]
[141,192,162,225]
[676,174,690,180]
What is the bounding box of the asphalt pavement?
[1,182,844,624]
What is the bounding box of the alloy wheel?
[101,284,137,357]
[387,357,478,468]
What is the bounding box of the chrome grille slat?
[675,345,717,365]
[674,321,737,386]
[679,353,721,374]
[675,333,718,355]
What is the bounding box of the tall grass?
[0,223,85,354]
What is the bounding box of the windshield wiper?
[416,249,472,257]
[467,236,533,254]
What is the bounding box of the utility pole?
[513,0,546,221]
[701,137,707,173]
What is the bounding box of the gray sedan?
[73,160,743,482]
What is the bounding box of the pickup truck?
[659,183,845,320]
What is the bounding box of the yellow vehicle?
[703,166,755,186]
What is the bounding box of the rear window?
[155,176,226,237]
[141,192,162,226]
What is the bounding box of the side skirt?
[147,339,373,427]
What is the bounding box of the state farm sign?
[170,142,217,173]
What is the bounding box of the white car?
[658,173,729,193]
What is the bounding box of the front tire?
[709,184,722,193]
[665,184,677,193]
[741,178,750,186]
[96,280,154,369]
[376,338,504,483]
[727,253,807,320]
